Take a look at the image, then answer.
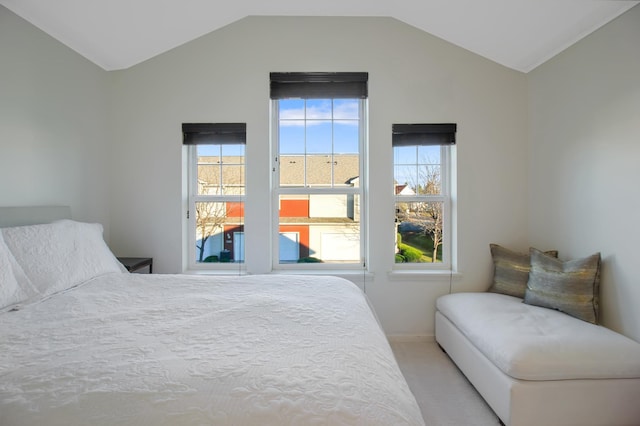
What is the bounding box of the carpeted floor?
[391,340,501,426]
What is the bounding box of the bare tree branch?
[396,154,443,262]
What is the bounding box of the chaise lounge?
[435,245,640,426]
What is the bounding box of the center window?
[271,72,367,268]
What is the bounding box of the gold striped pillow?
[488,244,558,299]
[524,248,601,324]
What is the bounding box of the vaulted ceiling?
[1,0,637,72]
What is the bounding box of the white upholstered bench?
[435,292,640,426]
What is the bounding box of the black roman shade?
[182,123,246,145]
[392,123,457,146]
[270,72,368,99]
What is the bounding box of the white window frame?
[271,99,368,271]
[394,144,454,271]
[187,144,245,272]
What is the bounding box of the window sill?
[184,269,248,276]
[387,270,462,281]
[271,269,375,282]
[183,268,375,282]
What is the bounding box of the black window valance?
[392,123,457,146]
[182,123,246,145]
[270,72,368,99]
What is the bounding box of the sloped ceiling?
[1,0,637,72]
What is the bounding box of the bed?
[0,208,424,426]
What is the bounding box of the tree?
[418,163,442,262]
[398,158,443,263]
[195,201,227,263]
[420,201,443,262]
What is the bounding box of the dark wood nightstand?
[117,257,153,273]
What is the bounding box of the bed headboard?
[0,206,72,228]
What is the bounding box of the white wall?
[0,6,112,232]
[108,16,529,337]
[528,5,640,341]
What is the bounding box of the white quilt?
[0,273,424,426]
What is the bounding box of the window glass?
[278,100,361,188]
[194,201,245,264]
[395,200,443,263]
[191,143,245,267]
[334,121,359,154]
[197,145,245,196]
[279,126,305,155]
[306,99,332,119]
[394,143,449,266]
[306,121,332,154]
[275,98,364,267]
[333,99,359,119]
[278,194,361,264]
[279,99,305,119]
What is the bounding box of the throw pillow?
[2,220,124,297]
[488,244,558,299]
[524,248,601,324]
[0,233,38,309]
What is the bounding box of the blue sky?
[394,145,441,188]
[279,99,359,155]
[197,144,244,157]
[196,99,360,157]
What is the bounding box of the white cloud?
[279,100,359,126]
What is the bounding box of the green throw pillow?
[524,248,601,324]
[488,244,558,299]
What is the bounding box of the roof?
[198,154,360,191]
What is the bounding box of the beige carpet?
[391,340,501,426]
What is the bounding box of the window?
[270,72,368,269]
[393,124,456,269]
[183,123,246,270]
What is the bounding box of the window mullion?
[331,99,335,188]
[304,100,308,188]
[278,187,360,195]
[193,194,244,203]
[217,145,223,195]
[396,194,447,203]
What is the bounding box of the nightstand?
[117,257,153,273]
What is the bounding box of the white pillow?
[2,220,124,297]
[0,233,38,309]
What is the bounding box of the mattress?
[0,273,424,426]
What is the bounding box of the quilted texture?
[487,244,558,298]
[524,248,601,324]
[0,233,37,309]
[0,274,425,426]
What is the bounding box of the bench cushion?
[436,292,640,381]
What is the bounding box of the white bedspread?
[0,273,424,426]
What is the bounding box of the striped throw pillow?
[524,248,601,324]
[488,244,558,299]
